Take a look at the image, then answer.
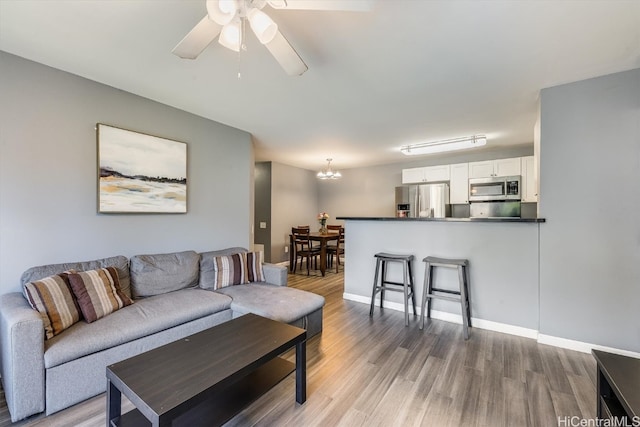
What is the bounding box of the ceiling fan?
[172,0,371,76]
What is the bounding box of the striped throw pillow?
[245,251,265,283]
[212,253,247,289]
[68,267,133,323]
[23,271,81,340]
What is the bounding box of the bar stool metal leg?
[370,258,381,317]
[380,260,387,309]
[457,265,469,339]
[402,260,409,326]
[408,260,417,317]
[419,261,432,330]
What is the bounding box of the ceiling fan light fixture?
[207,0,238,25]
[218,19,242,52]
[247,8,278,44]
[267,0,288,8]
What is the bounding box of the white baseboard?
[537,334,640,358]
[343,293,538,339]
[343,293,638,357]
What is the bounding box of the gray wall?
[344,220,540,330]
[0,52,253,294]
[539,68,640,352]
[270,162,319,263]
[254,162,272,262]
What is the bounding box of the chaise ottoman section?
[214,284,325,337]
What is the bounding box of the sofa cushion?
[199,247,248,289]
[215,284,325,324]
[43,288,232,368]
[23,271,80,339]
[130,250,200,298]
[68,267,133,323]
[21,255,131,299]
[245,252,265,283]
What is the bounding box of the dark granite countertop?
[336,216,545,223]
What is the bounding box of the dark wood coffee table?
[106,313,307,427]
[593,350,640,424]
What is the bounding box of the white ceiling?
[1,1,639,171]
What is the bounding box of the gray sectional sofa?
[0,247,324,423]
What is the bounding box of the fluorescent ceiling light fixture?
[317,158,342,180]
[400,135,487,155]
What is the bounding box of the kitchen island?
[337,216,545,336]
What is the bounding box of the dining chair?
[291,227,321,275]
[326,226,345,273]
[298,225,320,249]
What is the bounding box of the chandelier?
[317,158,342,180]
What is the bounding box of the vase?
[320,221,327,234]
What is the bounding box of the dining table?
[289,231,339,277]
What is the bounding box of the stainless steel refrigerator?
[395,183,451,218]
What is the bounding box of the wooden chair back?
[292,227,312,252]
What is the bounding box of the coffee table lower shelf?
[110,357,294,427]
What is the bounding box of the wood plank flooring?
[0,268,597,426]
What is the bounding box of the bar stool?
[369,252,416,326]
[419,256,472,339]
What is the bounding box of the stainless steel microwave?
[469,176,521,202]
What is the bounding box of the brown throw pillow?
[68,267,133,323]
[212,253,247,289]
[23,271,81,340]
[245,251,265,283]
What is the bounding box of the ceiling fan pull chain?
[237,18,246,79]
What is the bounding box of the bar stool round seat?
[369,252,416,326]
[419,256,472,339]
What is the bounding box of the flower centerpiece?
[317,212,329,234]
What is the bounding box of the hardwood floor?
[0,269,596,426]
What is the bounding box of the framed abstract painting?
[97,124,187,213]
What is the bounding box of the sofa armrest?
[262,263,288,287]
[0,293,45,422]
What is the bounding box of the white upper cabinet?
[402,164,450,184]
[468,158,521,179]
[468,161,495,179]
[521,156,538,202]
[495,158,521,177]
[449,163,469,204]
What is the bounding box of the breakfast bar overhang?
[337,217,546,336]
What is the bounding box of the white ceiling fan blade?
[267,0,372,11]
[172,16,222,59]
[264,30,308,76]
